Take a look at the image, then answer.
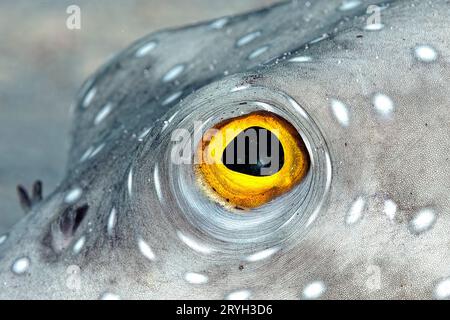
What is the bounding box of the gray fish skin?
[0,0,449,299]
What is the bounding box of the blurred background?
[0,0,279,234]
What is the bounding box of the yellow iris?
[195,111,310,209]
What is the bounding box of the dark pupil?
[222,126,284,176]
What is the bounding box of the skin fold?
[0,0,449,299]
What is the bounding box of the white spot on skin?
[414,45,438,62]
[11,257,30,275]
[184,272,209,284]
[324,151,332,190]
[435,278,450,300]
[365,23,385,31]
[409,208,436,234]
[138,128,151,142]
[177,231,214,255]
[245,247,279,262]
[127,168,133,197]
[302,281,326,299]
[253,102,274,112]
[210,17,228,29]
[384,199,397,221]
[338,0,361,11]
[154,165,163,201]
[161,120,170,132]
[345,197,366,225]
[288,97,309,120]
[100,292,121,300]
[330,99,350,127]
[0,234,7,245]
[230,84,250,93]
[73,236,86,254]
[89,143,105,159]
[135,41,157,57]
[64,188,83,204]
[167,110,180,123]
[248,46,269,60]
[107,207,117,236]
[289,56,312,63]
[94,103,113,125]
[226,290,251,300]
[236,31,261,47]
[309,33,329,44]
[82,88,96,108]
[80,146,94,162]
[162,64,185,83]
[162,91,183,106]
[373,93,394,116]
[138,238,156,261]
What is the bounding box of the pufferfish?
[0,0,449,300]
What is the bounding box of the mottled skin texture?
[0,0,449,299]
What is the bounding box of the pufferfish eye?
[195,111,310,209]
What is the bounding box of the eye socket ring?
[132,82,331,256]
